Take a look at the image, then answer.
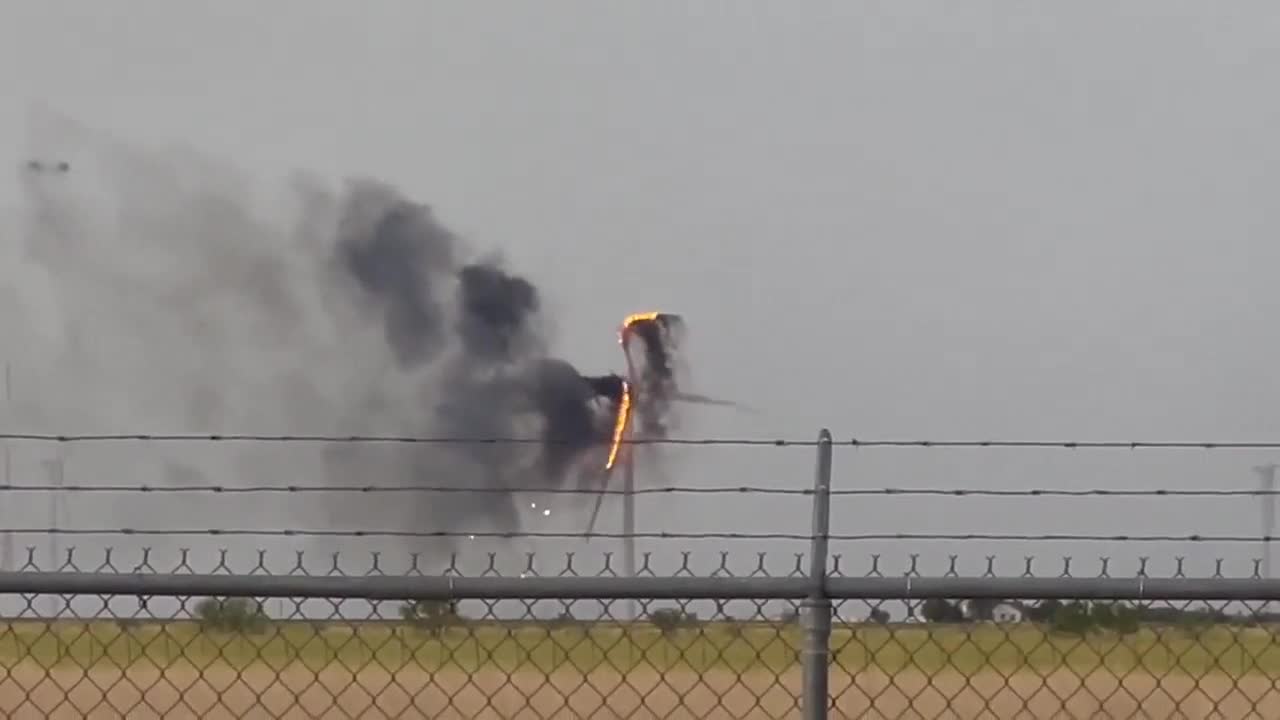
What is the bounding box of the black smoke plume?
[456,263,542,361]
[336,181,457,368]
[11,112,654,552]
[327,180,641,537]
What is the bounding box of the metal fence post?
[801,428,834,720]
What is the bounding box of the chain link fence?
[0,432,1279,717]
[0,550,1278,718]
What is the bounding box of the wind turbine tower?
[621,409,638,620]
[588,312,739,619]
[40,456,68,617]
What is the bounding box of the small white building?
[990,602,1025,623]
[959,599,1026,623]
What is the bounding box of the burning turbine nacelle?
[619,311,684,347]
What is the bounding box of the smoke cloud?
[3,116,642,554]
[335,180,457,368]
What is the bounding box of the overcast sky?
[2,2,1280,584]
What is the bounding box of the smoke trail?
[335,180,457,368]
[326,183,628,538]
[7,115,629,554]
[456,263,542,361]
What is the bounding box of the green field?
[0,620,1274,678]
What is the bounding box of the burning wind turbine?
[606,311,682,475]
[581,311,742,536]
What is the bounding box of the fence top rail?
[3,573,1280,601]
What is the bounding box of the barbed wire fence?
[0,432,1279,717]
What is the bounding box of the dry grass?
[0,665,1277,719]
[0,621,1275,718]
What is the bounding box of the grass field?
[0,619,1276,677]
[0,621,1275,718]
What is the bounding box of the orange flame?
[607,311,662,469]
[604,380,632,470]
[619,311,662,345]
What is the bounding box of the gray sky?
[2,2,1280,585]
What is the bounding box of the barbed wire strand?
[1,483,1279,497]
[0,529,1274,542]
[7,432,1280,448]
[834,488,1280,497]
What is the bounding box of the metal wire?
[0,528,1276,542]
[0,483,1276,497]
[8,431,1280,448]
[0,483,790,495]
[841,487,1280,497]
[0,432,814,446]
[848,439,1280,448]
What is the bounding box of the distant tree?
[195,597,270,635]
[1106,603,1141,635]
[722,618,746,638]
[1138,605,1228,628]
[963,598,1001,622]
[1089,602,1114,629]
[400,599,462,636]
[1027,599,1062,624]
[551,610,582,632]
[921,599,964,623]
[868,608,891,625]
[649,608,698,635]
[1180,610,1218,638]
[1090,602,1141,635]
[1045,601,1140,636]
[1250,609,1280,625]
[1050,601,1093,636]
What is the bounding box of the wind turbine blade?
[672,391,756,412]
[584,490,606,539]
